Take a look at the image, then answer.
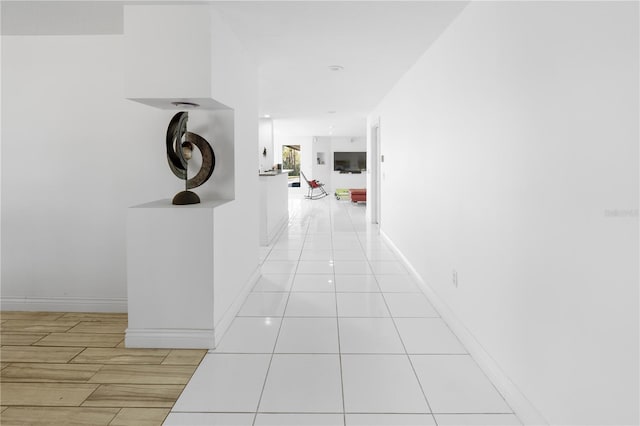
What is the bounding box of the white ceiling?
[1,1,468,138]
[214,1,468,137]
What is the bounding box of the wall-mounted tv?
[333,152,366,173]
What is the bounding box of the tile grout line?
[251,215,309,426]
[330,197,348,426]
[355,213,439,425]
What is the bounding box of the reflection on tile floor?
[166,193,521,426]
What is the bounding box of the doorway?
[282,145,301,187]
[370,122,381,225]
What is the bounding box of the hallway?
[165,193,521,426]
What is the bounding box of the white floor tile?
[342,354,429,413]
[334,261,373,275]
[434,414,522,425]
[365,249,397,261]
[375,275,420,293]
[285,292,337,317]
[172,354,270,412]
[266,249,302,262]
[346,414,436,425]
[334,274,380,292]
[292,274,336,292]
[337,293,390,317]
[410,355,512,414]
[259,247,272,257]
[370,261,408,275]
[304,240,334,250]
[259,354,343,412]
[332,250,367,261]
[276,317,339,353]
[214,317,281,353]
[383,293,439,317]
[238,293,288,317]
[297,260,335,274]
[164,413,254,426]
[277,231,306,240]
[305,235,333,243]
[307,229,332,236]
[361,241,393,251]
[172,196,512,423]
[339,318,404,354]
[253,274,294,292]
[307,225,332,234]
[261,260,298,274]
[300,249,334,261]
[273,240,305,250]
[255,414,344,426]
[332,234,361,243]
[332,240,363,250]
[394,318,466,354]
[280,229,306,237]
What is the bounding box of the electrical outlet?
[452,270,458,288]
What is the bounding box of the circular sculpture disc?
[184,131,215,190]
[165,112,216,191]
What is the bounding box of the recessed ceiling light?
[171,101,200,108]
[263,114,271,118]
[328,65,344,71]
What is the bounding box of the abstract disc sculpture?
[166,112,215,205]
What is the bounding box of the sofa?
[350,188,366,203]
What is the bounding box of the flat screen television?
[333,152,366,173]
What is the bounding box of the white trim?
[0,297,127,313]
[380,230,548,426]
[213,265,261,347]
[125,328,214,349]
[262,213,289,247]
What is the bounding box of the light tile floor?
[166,193,521,426]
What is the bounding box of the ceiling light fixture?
[328,65,344,71]
[171,101,200,108]
[328,110,336,114]
[263,114,271,118]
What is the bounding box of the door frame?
[370,120,381,226]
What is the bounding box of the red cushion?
[349,189,366,202]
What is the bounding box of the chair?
[300,171,328,199]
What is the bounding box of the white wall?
[2,35,164,309]
[368,2,638,425]
[207,7,260,326]
[312,137,331,186]
[259,118,274,172]
[1,6,259,315]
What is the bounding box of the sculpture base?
[172,190,200,205]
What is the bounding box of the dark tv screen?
[333,152,366,172]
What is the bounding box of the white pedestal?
[259,173,289,245]
[126,199,230,349]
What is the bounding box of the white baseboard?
[260,213,290,246]
[212,265,261,347]
[125,328,214,349]
[380,230,548,426]
[1,297,127,313]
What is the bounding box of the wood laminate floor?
[0,311,207,425]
